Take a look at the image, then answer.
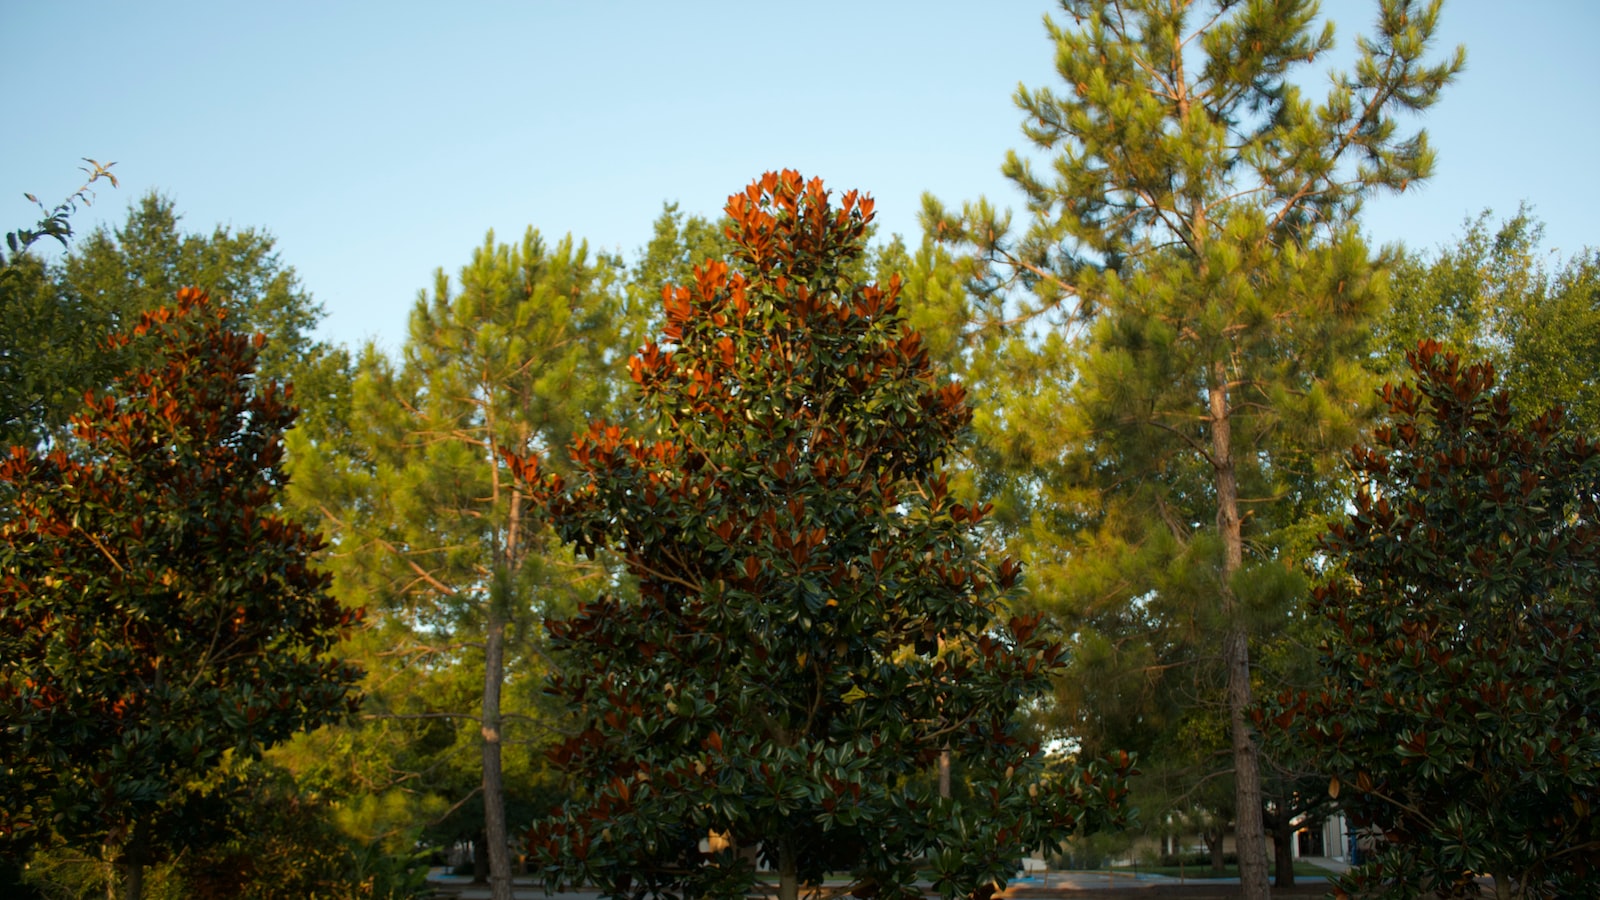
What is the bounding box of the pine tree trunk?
[482,605,514,900]
[1209,379,1270,900]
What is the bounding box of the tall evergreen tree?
[1276,342,1600,898]
[516,171,1132,900]
[0,290,359,900]
[924,2,1461,893]
[290,228,625,900]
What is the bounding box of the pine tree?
[291,228,625,900]
[924,2,1462,893]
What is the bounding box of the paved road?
[426,859,1351,898]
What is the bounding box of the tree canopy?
[2,191,337,451]
[517,171,1133,900]
[1382,208,1600,428]
[1276,341,1600,898]
[15,7,1600,887]
[0,289,360,900]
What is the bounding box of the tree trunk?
[1226,626,1269,896]
[107,819,152,900]
[939,748,951,799]
[1271,817,1296,887]
[1204,827,1226,876]
[482,603,514,900]
[778,836,799,900]
[472,831,489,883]
[1209,378,1270,899]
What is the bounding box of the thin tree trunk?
[778,836,799,900]
[1271,817,1296,887]
[472,831,489,883]
[482,602,513,900]
[122,863,143,900]
[939,748,951,798]
[1204,827,1226,876]
[109,819,151,900]
[1209,378,1270,900]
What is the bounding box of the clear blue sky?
[4,1,1595,353]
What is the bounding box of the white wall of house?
[1291,811,1349,861]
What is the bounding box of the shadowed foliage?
[513,171,1133,900]
[1272,341,1600,898]
[0,289,361,900]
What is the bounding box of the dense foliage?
[1278,341,1600,898]
[0,289,360,898]
[2,190,339,452]
[515,171,1133,900]
[1382,208,1600,429]
[10,5,1598,891]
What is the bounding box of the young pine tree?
[292,229,624,900]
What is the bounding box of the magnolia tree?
[1271,341,1600,898]
[510,172,1132,900]
[0,289,360,900]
